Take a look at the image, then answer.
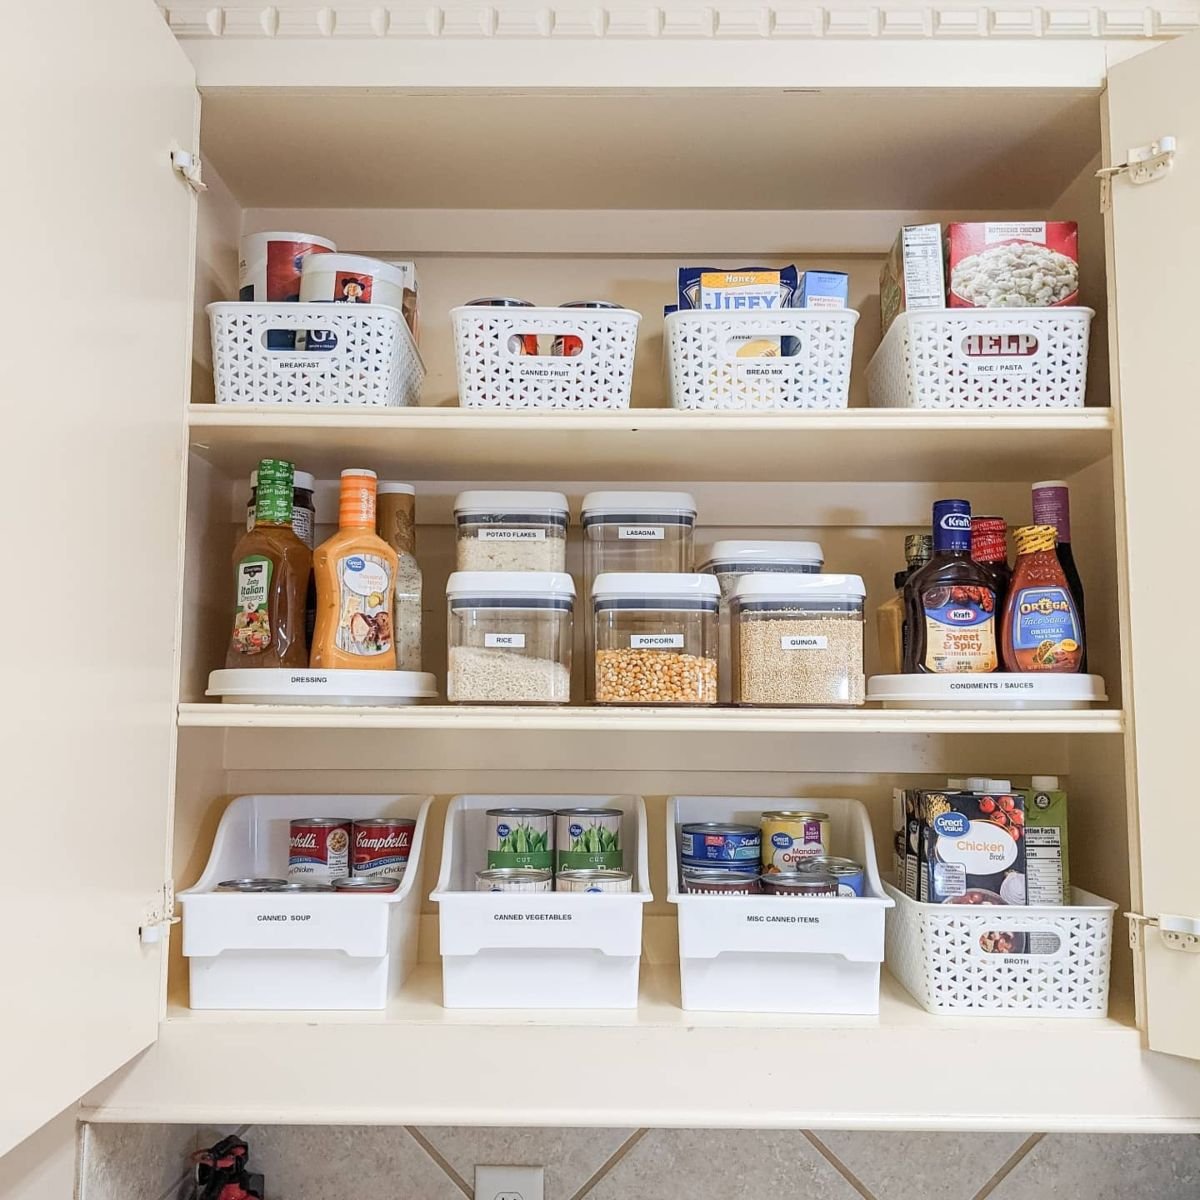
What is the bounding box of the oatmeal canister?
[476,867,553,893]
[555,808,622,873]
[680,822,761,872]
[486,807,554,871]
[351,818,416,879]
[288,818,351,881]
[761,811,830,873]
[556,869,633,894]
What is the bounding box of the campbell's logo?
[290,831,318,850]
[962,333,1039,357]
[1021,597,1071,615]
[938,512,972,532]
[355,830,412,852]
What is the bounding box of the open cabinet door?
[1106,34,1200,1060]
[0,2,197,1153]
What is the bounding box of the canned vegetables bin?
[431,794,651,1008]
[667,795,892,1014]
[179,794,432,1010]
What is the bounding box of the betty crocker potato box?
[948,222,1079,309]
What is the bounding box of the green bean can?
[555,807,623,873]
[486,808,554,870]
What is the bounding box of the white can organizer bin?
[884,883,1117,1017]
[179,793,432,1010]
[452,305,641,409]
[664,309,860,410]
[431,794,651,1008]
[208,301,425,407]
[206,668,437,706]
[866,307,1094,409]
[667,796,893,1014]
[867,673,1107,710]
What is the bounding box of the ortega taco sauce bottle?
[903,499,998,673]
[311,469,398,670]
[1001,524,1084,672]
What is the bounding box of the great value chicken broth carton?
[918,788,1027,905]
[948,222,1079,308]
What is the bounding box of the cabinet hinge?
[170,148,207,194]
[1127,911,1200,953]
[140,881,180,946]
[1096,136,1176,188]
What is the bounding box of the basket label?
[273,356,331,371]
[618,527,665,540]
[781,635,828,650]
[959,332,1041,377]
[745,914,822,925]
[516,361,574,381]
[631,634,684,649]
[479,529,546,541]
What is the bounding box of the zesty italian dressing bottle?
[311,469,398,670]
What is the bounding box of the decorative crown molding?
[160,3,1200,40]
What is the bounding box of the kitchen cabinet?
[2,0,1200,1171]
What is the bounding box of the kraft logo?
[933,812,969,837]
[947,607,979,622]
[346,556,365,571]
[939,513,971,531]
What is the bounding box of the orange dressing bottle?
[311,469,398,670]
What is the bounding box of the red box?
[948,222,1079,309]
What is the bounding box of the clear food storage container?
[454,490,570,572]
[582,491,696,581]
[446,571,574,704]
[592,572,718,705]
[702,540,826,703]
[731,573,866,707]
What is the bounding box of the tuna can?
[556,869,632,894]
[466,296,538,355]
[761,870,838,897]
[681,866,762,895]
[680,822,761,872]
[486,807,554,871]
[331,875,401,893]
[288,818,351,882]
[555,808,622,873]
[476,868,554,893]
[760,810,830,873]
[351,817,416,878]
[798,856,864,897]
[270,881,335,893]
[553,301,625,357]
[217,878,287,892]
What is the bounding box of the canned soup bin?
[432,794,651,1008]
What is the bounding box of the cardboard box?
[1023,780,1070,906]
[947,221,1079,308]
[880,224,945,334]
[797,270,849,310]
[921,787,1027,905]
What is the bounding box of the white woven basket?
[665,309,859,410]
[208,302,424,406]
[866,306,1094,409]
[452,305,641,409]
[884,882,1116,1017]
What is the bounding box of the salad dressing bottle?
[311,469,398,670]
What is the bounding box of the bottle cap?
[339,468,378,528]
[904,533,933,566]
[1031,775,1059,790]
[1014,524,1058,555]
[932,499,972,555]
[254,458,294,526]
[971,517,1009,564]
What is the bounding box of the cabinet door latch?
[1097,136,1175,212]
[1127,911,1200,953]
[170,148,207,194]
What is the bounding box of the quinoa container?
[667,795,892,1014]
[446,571,574,704]
[591,572,719,705]
[700,540,825,702]
[179,793,432,1010]
[454,490,570,573]
[731,573,866,707]
[432,794,651,1008]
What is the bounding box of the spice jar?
[246,468,316,548]
[592,572,718,705]
[454,490,569,572]
[377,482,422,672]
[700,539,825,703]
[731,574,866,707]
[446,571,574,704]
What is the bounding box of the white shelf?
[187,405,1115,484]
[79,966,1200,1132]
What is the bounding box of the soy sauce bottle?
[903,499,999,674]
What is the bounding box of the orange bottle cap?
[339,468,378,528]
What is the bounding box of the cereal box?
[947,222,1079,308]
[880,224,945,334]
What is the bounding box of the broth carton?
[1021,775,1070,906]
[880,224,945,334]
[920,781,1027,905]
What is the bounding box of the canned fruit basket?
[667,795,893,1014]
[451,305,641,409]
[866,307,1094,409]
[884,883,1117,1016]
[208,302,424,406]
[179,793,432,1010]
[664,309,859,410]
[431,794,651,1008]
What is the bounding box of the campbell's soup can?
[466,297,539,355]
[761,810,830,873]
[288,818,351,882]
[352,818,416,878]
[552,301,624,357]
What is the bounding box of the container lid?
[300,251,409,287]
[581,491,697,517]
[454,490,569,516]
[1031,775,1060,790]
[591,572,720,601]
[206,669,437,705]
[701,540,825,571]
[378,481,416,495]
[446,571,576,599]
[250,468,315,491]
[966,777,1012,793]
[731,573,866,602]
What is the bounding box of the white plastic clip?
[171,148,208,193]
[1096,136,1176,186]
[1159,913,1200,954]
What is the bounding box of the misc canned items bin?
[731,573,866,707]
[454,490,569,572]
[446,571,574,704]
[592,572,719,704]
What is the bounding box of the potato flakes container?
[454,490,569,573]
[731,573,866,707]
[592,572,719,705]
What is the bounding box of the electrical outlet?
[474,1165,544,1200]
